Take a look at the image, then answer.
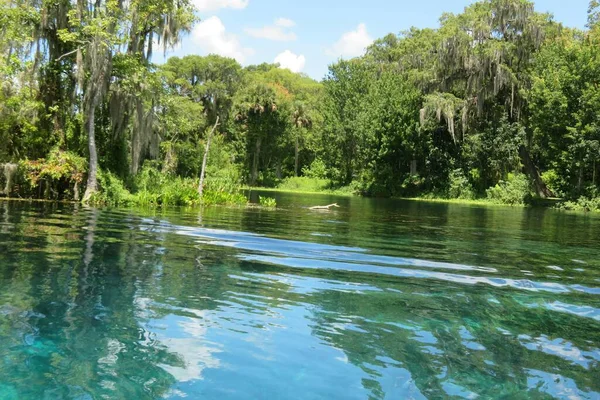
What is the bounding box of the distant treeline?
[1,0,599,209]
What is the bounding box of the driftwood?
[309,203,340,210]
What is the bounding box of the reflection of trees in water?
[1,202,599,398]
[305,276,600,399]
[0,206,186,398]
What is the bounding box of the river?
[0,194,599,399]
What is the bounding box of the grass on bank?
[244,176,354,196]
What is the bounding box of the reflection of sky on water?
[1,201,600,399]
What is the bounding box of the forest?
[1,0,599,211]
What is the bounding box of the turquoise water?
[0,194,599,399]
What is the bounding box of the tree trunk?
[131,98,144,175]
[519,145,553,198]
[578,164,584,192]
[198,116,219,197]
[81,37,111,203]
[410,159,417,176]
[295,135,299,177]
[251,137,262,186]
[2,163,17,195]
[82,103,98,203]
[73,181,80,202]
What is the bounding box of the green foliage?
[19,150,86,186]
[201,190,248,206]
[541,170,566,198]
[134,164,199,206]
[486,173,533,205]
[302,158,327,179]
[203,163,248,206]
[259,196,277,208]
[277,177,329,192]
[558,196,600,212]
[89,164,247,207]
[321,60,421,195]
[448,169,476,200]
[90,170,136,206]
[2,0,600,210]
[16,150,86,200]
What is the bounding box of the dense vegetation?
[1,0,599,210]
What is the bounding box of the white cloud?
[274,50,306,73]
[245,18,297,41]
[192,0,248,12]
[191,16,253,63]
[326,23,373,59]
[275,18,295,28]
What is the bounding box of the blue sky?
[158,0,592,80]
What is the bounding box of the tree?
[234,79,292,185]
[292,102,312,177]
[52,0,196,200]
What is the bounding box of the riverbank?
[398,196,564,208]
[245,186,600,214]
[244,186,354,197]
[3,188,598,214]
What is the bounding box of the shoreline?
[243,186,354,197]
[2,192,596,215]
[243,188,597,214]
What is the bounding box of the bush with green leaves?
[202,190,248,206]
[486,173,533,205]
[259,196,277,208]
[89,163,247,207]
[18,149,86,200]
[301,158,328,179]
[90,170,135,206]
[447,169,475,200]
[557,196,600,212]
[541,170,566,198]
[277,176,329,192]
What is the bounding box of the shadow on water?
[0,197,599,399]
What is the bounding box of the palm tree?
[292,102,312,177]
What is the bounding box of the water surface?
[0,194,599,399]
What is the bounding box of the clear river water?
[0,193,599,399]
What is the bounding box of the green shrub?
[205,164,243,194]
[399,174,424,197]
[557,196,600,212]
[541,169,565,198]
[18,149,86,200]
[90,170,135,206]
[302,158,327,179]
[448,169,475,200]
[486,173,532,205]
[202,190,248,206]
[91,163,247,207]
[202,164,247,206]
[333,184,357,195]
[277,176,329,192]
[259,196,277,208]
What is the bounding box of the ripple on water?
[1,202,599,399]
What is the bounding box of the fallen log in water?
[309,203,340,210]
